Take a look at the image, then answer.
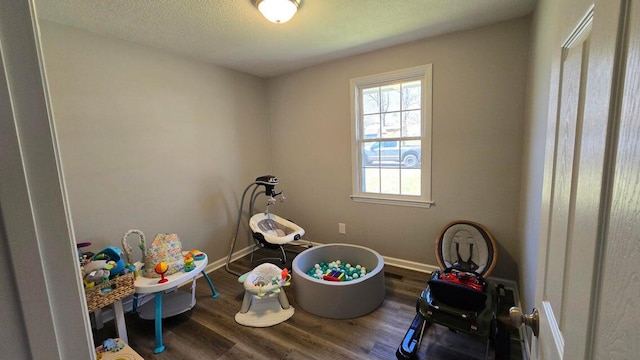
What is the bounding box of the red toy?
[322,269,344,281]
[437,268,485,292]
[155,262,169,283]
[190,249,205,261]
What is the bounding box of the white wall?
[37,13,530,298]
[267,17,530,280]
[517,0,559,314]
[38,21,271,260]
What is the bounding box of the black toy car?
[396,220,510,360]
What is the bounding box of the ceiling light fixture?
[255,0,300,24]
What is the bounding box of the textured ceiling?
[34,0,535,78]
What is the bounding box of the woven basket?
[85,272,135,312]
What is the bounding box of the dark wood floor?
[93,248,523,360]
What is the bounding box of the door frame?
[0,0,95,358]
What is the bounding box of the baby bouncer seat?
[234,262,294,327]
[396,220,510,360]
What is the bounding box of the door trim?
[542,300,564,358]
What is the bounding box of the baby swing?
[225,175,309,276]
[225,176,308,327]
[396,220,510,360]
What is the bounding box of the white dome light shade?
[256,0,299,24]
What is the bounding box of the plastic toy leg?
[239,291,252,314]
[278,290,290,310]
[153,292,165,354]
[201,271,220,298]
[132,293,139,313]
[112,299,128,343]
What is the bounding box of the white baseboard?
[205,245,253,274]
[211,242,441,274]
[381,254,440,274]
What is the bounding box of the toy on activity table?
[122,229,185,278]
[189,249,205,261]
[155,261,169,283]
[182,249,205,272]
[183,253,195,272]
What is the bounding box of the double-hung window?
[350,64,433,208]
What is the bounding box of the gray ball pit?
[291,243,385,319]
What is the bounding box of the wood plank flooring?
[93,248,523,360]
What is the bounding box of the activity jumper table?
[133,251,218,353]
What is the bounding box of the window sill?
[350,195,434,208]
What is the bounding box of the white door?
[529,1,639,359]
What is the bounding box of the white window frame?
[350,64,433,208]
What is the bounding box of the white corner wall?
[267,17,531,280]
[38,21,271,259]
[517,0,560,315]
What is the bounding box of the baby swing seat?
[249,212,305,264]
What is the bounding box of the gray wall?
[267,17,530,280]
[39,18,531,282]
[39,21,271,260]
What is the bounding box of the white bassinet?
[225,176,311,276]
[249,212,305,263]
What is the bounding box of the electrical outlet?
[338,223,346,234]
